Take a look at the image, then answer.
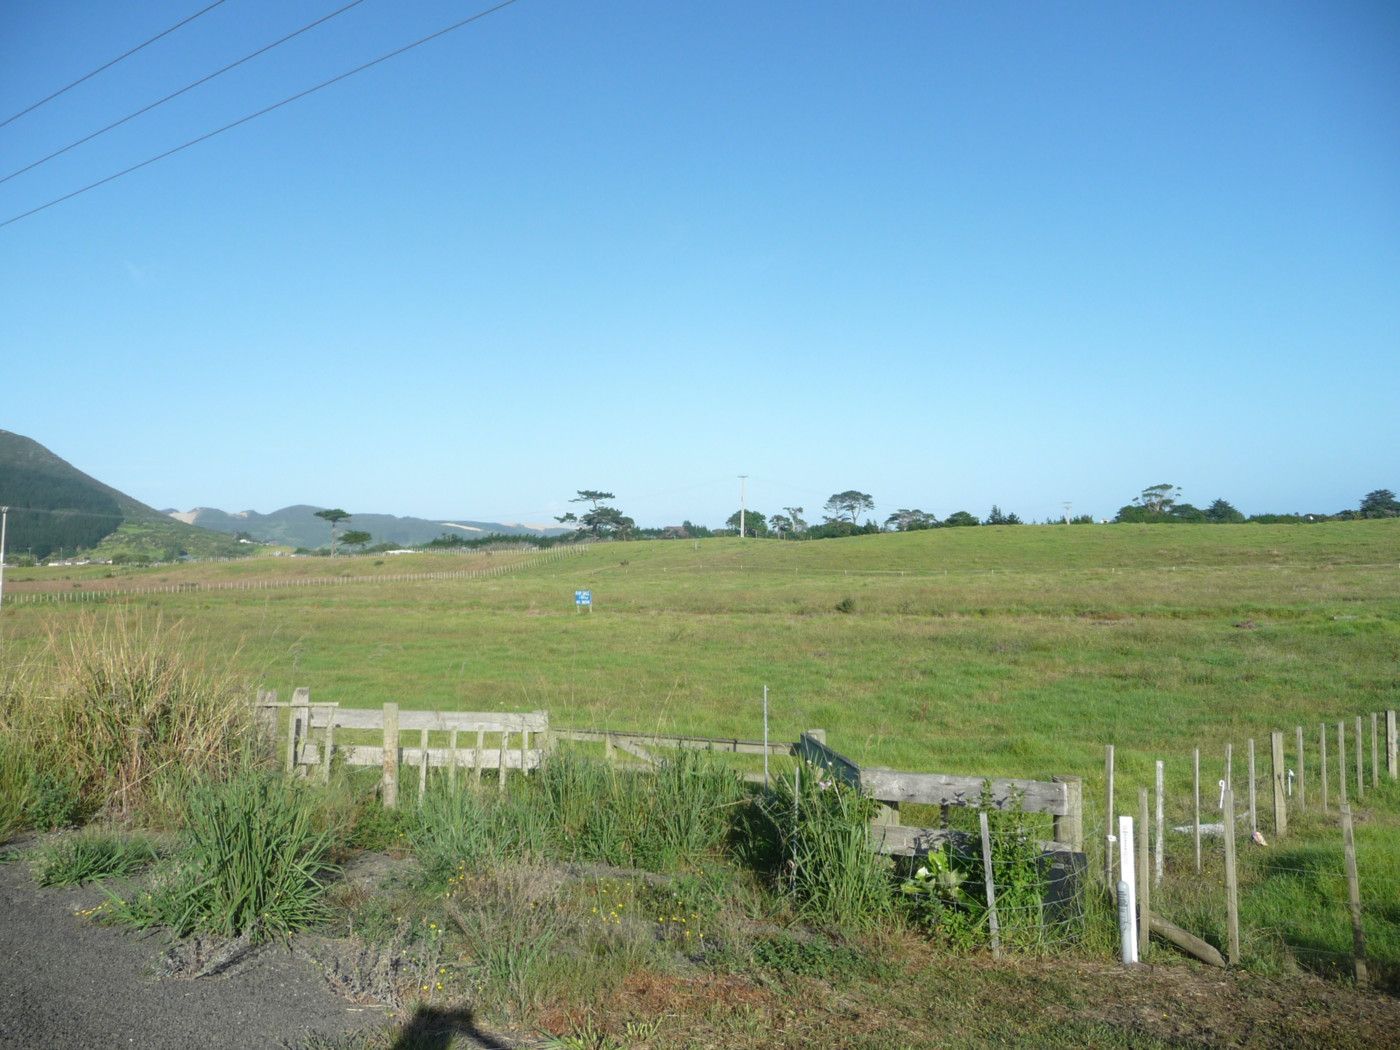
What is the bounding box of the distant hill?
[0,430,246,562]
[170,505,570,549]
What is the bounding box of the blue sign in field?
[574,590,592,606]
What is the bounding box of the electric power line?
[0,0,230,131]
[1,0,370,188]
[0,0,523,231]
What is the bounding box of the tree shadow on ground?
[389,1005,514,1050]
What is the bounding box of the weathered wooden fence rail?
[796,731,1084,855]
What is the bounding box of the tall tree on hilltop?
[314,508,350,556]
[1359,489,1399,518]
[823,490,874,526]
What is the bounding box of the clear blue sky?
[2,1,1396,527]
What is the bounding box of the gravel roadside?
[0,854,391,1049]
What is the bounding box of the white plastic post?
[1118,814,1139,963]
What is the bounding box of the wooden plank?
[858,768,1069,816]
[1271,730,1286,837]
[613,738,658,766]
[1340,804,1370,987]
[307,707,548,732]
[309,746,548,771]
[382,702,399,809]
[550,728,781,755]
[869,823,1068,858]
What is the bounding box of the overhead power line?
[0,0,230,131]
[1,0,370,188]
[0,0,522,231]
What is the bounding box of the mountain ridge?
[168,504,569,549]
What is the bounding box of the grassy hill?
[0,430,248,562]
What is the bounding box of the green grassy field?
[4,522,1397,784]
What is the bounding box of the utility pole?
[0,506,8,609]
[738,475,748,538]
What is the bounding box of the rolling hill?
[0,430,246,562]
[170,505,568,549]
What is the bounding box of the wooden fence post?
[1271,731,1286,837]
[1193,747,1201,875]
[1247,739,1257,834]
[449,728,459,790]
[1340,804,1369,987]
[285,704,302,774]
[418,727,429,804]
[321,710,334,784]
[1052,775,1083,852]
[382,703,399,809]
[978,810,1001,959]
[1223,787,1240,965]
[1137,787,1150,956]
[1388,710,1397,779]
[1295,725,1305,811]
[1320,723,1329,812]
[474,728,485,784]
[1370,713,1379,789]
[1154,761,1164,888]
[1338,721,1348,806]
[498,729,508,794]
[1355,715,1364,798]
[1104,745,1115,889]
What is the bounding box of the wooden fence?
[258,690,548,807]
[795,731,1084,855]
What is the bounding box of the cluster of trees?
[1113,485,1400,524]
[0,467,124,560]
[312,484,1400,556]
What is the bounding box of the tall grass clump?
[757,767,894,929]
[109,767,334,939]
[408,752,742,885]
[35,831,158,886]
[0,613,252,826]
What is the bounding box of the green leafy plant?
[108,768,334,940]
[35,832,158,886]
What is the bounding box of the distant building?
[662,525,690,539]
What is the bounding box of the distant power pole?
[738,475,748,538]
[0,505,8,608]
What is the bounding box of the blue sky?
[2,1,1396,527]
